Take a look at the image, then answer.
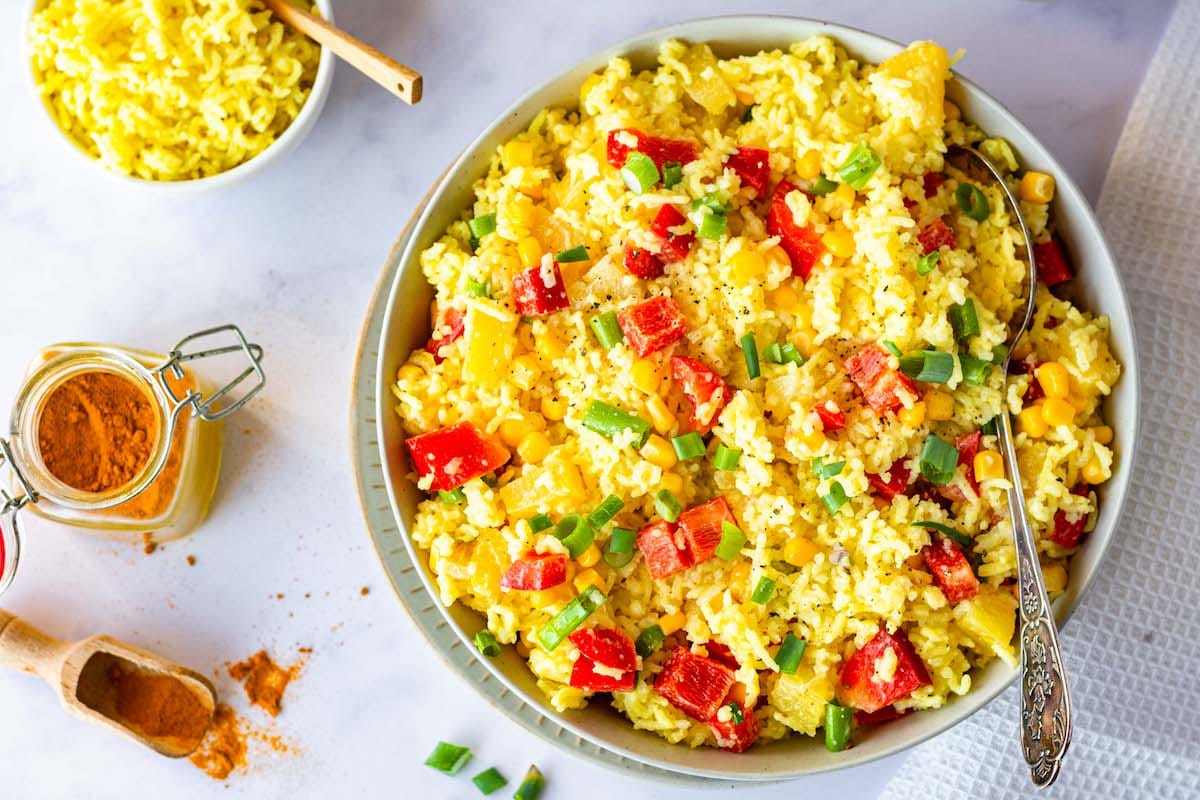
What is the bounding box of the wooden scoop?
[0,610,216,757]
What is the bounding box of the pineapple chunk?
[872,41,951,135]
[678,43,736,116]
[768,664,836,736]
[498,455,587,518]
[463,298,518,387]
[954,584,1018,666]
[469,530,505,598]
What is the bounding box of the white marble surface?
[0,1,1171,797]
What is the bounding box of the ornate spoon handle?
[996,408,1072,786]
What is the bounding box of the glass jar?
[0,325,264,597]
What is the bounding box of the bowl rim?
[375,13,1141,780]
[20,0,336,193]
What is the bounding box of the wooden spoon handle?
[0,610,68,686]
[262,0,422,105]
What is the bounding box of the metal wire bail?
[153,324,266,422]
[0,438,37,513]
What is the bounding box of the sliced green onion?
[472,767,508,795]
[715,521,747,561]
[604,527,637,568]
[883,340,903,357]
[762,342,784,363]
[425,741,473,775]
[635,624,665,658]
[949,299,980,340]
[824,703,853,752]
[810,175,838,196]
[473,629,500,658]
[821,481,849,514]
[916,250,941,276]
[981,416,998,436]
[555,244,589,263]
[912,520,973,549]
[771,559,798,575]
[468,213,497,239]
[512,765,545,800]
[713,443,742,471]
[589,311,623,349]
[812,456,846,480]
[528,513,553,534]
[918,435,959,485]
[587,495,624,530]
[751,577,776,605]
[655,488,682,523]
[991,344,1010,364]
[692,192,728,215]
[467,279,491,298]
[960,354,993,386]
[671,432,706,461]
[582,401,652,448]
[836,143,882,190]
[955,182,991,221]
[439,488,465,504]
[740,333,761,379]
[662,160,683,189]
[741,105,754,123]
[621,152,660,194]
[555,514,594,559]
[775,632,808,674]
[603,550,636,569]
[537,585,606,650]
[779,342,806,365]
[694,208,728,240]
[899,350,954,383]
[728,702,745,724]
[469,235,480,252]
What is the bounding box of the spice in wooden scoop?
[110,663,211,747]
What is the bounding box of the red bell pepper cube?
[637,520,692,580]
[814,401,847,432]
[569,627,638,673]
[1049,484,1091,547]
[767,179,826,280]
[569,655,636,692]
[670,356,732,433]
[499,552,568,591]
[867,459,913,500]
[650,205,695,263]
[921,537,980,604]
[844,344,918,414]
[677,496,737,565]
[837,628,931,714]
[709,700,760,752]
[1034,238,1074,286]
[424,307,465,364]
[725,146,771,194]
[917,218,957,255]
[405,421,511,492]
[702,641,740,671]
[606,128,699,171]
[618,296,688,357]
[922,172,945,198]
[622,242,665,280]
[655,645,736,720]
[955,430,982,495]
[511,260,570,317]
[854,704,908,727]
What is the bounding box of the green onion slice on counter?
[472,767,508,795]
[512,765,545,800]
[424,741,473,775]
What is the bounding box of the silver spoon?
[949,145,1072,787]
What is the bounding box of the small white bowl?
[21,0,335,193]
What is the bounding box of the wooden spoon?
[262,0,422,105]
[0,610,216,758]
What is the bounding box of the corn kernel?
[579,73,602,107]
[784,536,819,568]
[577,544,601,569]
[641,434,678,470]
[729,250,768,286]
[821,224,856,259]
[1089,425,1114,445]
[974,450,1005,482]
[1035,361,1071,399]
[943,99,961,121]
[659,612,687,636]
[1041,396,1076,427]
[797,149,823,181]
[517,431,552,463]
[515,640,531,657]
[397,364,423,383]
[1019,171,1056,204]
[631,359,661,395]
[508,194,535,231]
[532,583,575,608]
[660,471,684,496]
[503,140,534,168]
[1041,562,1068,593]
[541,393,568,421]
[511,354,541,390]
[499,417,534,447]
[574,568,606,594]
[828,182,856,215]
[798,426,825,450]
[925,391,955,421]
[769,284,800,312]
[645,394,676,435]
[1018,405,1049,438]
[518,180,543,199]
[535,329,567,361]
[1081,456,1107,485]
[517,236,543,268]
[791,327,818,357]
[898,401,926,428]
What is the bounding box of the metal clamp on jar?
[0,324,265,597]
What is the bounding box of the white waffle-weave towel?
[881,3,1200,798]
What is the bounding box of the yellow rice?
[392,38,1120,749]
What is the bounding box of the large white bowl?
[21,0,335,193]
[374,16,1140,781]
